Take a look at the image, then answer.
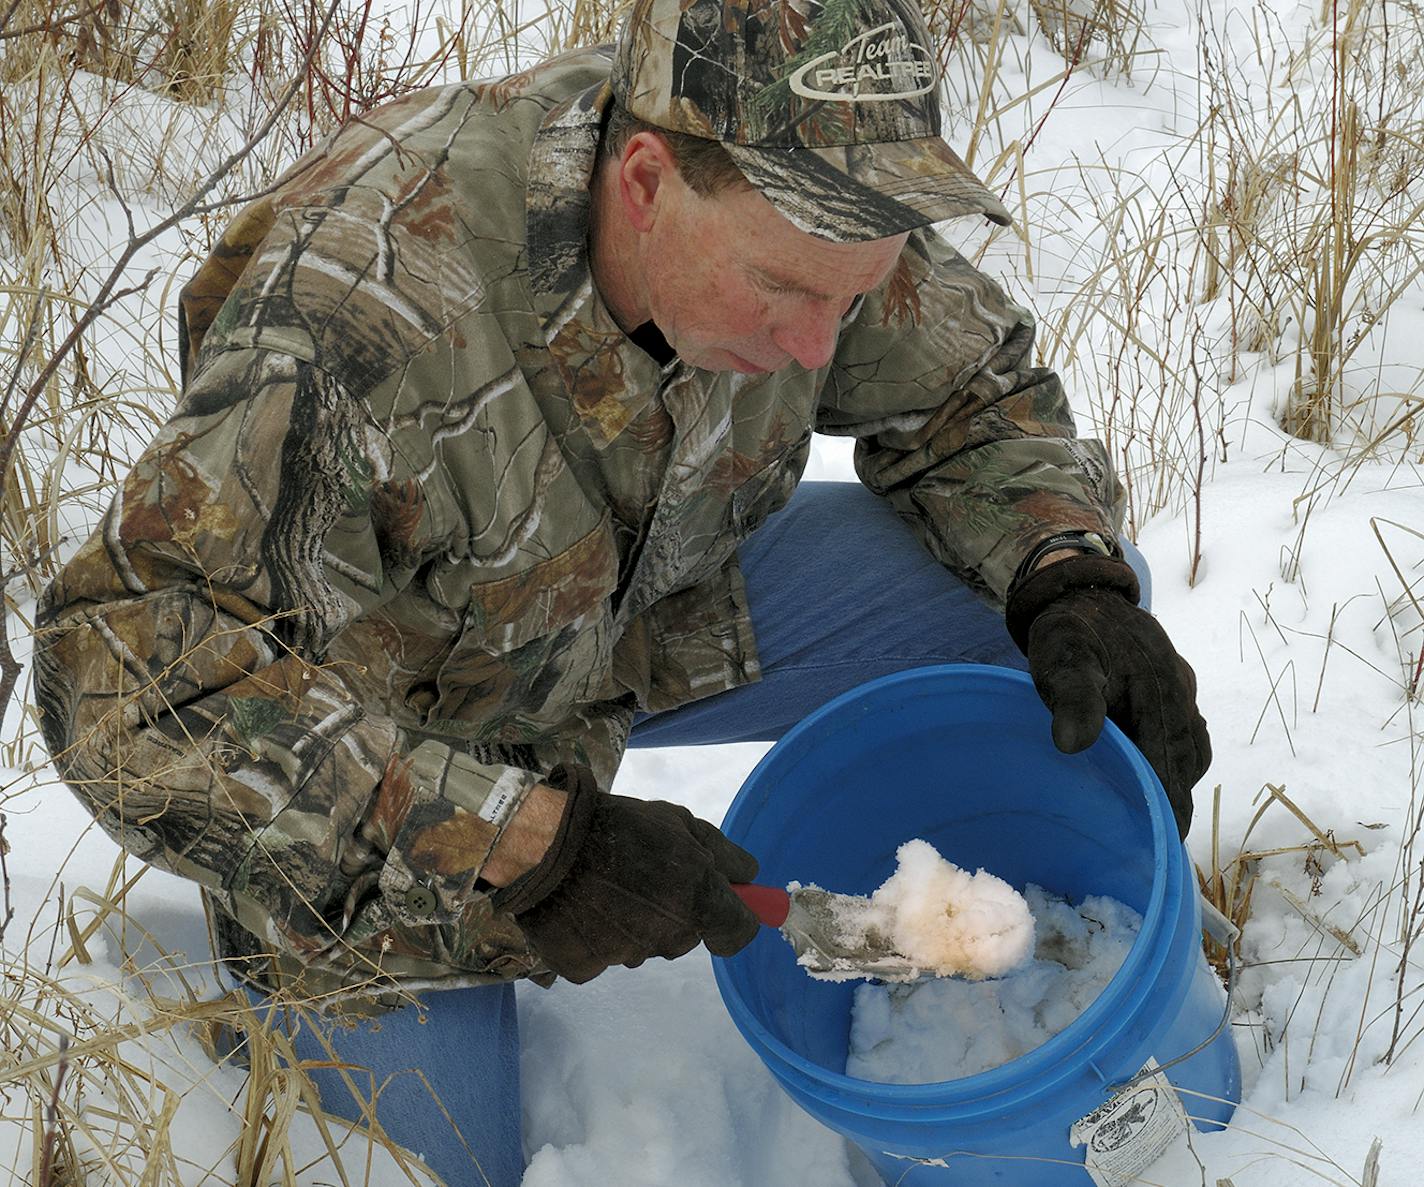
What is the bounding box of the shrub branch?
[0,0,346,719]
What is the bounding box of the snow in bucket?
[712,664,1241,1186]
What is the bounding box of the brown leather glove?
[493,765,761,984]
[1006,554,1211,839]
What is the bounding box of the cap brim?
[723,135,1012,242]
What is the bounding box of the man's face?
[638,177,909,375]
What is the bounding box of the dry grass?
[1027,0,1146,77]
[929,0,1157,215]
[1192,526,1424,1119]
[1197,783,1370,982]
[1035,0,1424,561]
[0,3,560,1181]
[2,0,1424,1183]
[1207,0,1424,447]
[0,836,448,1185]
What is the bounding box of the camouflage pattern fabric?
[610,0,1013,239]
[33,46,1122,1002]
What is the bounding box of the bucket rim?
[712,663,1178,1107]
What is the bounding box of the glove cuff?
[490,764,599,916]
[1005,553,1141,654]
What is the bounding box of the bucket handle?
[1106,895,1241,1095]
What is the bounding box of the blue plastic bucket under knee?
[713,665,1239,1186]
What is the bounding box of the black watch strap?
[1010,531,1120,595]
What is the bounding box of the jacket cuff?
[1004,553,1140,653]
[376,740,541,924]
[490,764,599,916]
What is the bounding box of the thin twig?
[0,812,13,947]
[0,0,24,39]
[35,1034,70,1187]
[0,0,110,41]
[0,292,49,711]
[0,0,348,721]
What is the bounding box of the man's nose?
[770,303,845,371]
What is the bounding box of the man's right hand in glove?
[487,764,761,984]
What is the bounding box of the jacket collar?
[526,75,674,449]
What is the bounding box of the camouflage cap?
[610,0,1012,242]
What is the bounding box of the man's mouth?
[726,351,773,374]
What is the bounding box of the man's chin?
[718,350,773,376]
[675,341,778,375]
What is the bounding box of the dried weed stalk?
[3,0,1421,1183]
[1039,0,1424,550]
[1,4,661,1184]
[1028,0,1146,77]
[1197,783,1367,981]
[1368,517,1424,1067]
[0,830,456,1185]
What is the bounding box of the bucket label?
[1069,1058,1191,1187]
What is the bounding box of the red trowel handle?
[732,883,790,928]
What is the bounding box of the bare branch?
[0,0,348,721]
[0,812,14,947]
[0,0,108,42]
[0,285,47,432]
[0,293,49,710]
[35,1034,71,1187]
[0,0,25,38]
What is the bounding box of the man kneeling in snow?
[34,0,1209,1181]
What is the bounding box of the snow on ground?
[4,0,1424,1184]
[510,439,1424,1187]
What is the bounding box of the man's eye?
[754,275,795,296]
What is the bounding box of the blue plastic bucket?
[713,665,1239,1185]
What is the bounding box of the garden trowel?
[731,883,923,982]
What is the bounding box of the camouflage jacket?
[34,47,1122,1000]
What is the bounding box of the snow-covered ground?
[3,1,1423,1184]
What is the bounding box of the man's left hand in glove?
[1005,548,1211,838]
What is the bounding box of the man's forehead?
[697,177,906,293]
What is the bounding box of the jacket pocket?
[418,516,620,737]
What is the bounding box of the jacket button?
[403,886,438,917]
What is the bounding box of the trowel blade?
[780,886,924,982]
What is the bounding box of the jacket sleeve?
[820,226,1125,606]
[32,346,544,982]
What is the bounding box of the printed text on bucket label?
[1069,1058,1191,1187]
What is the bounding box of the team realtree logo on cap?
[787,21,936,102]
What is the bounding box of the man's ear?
[617,131,678,234]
